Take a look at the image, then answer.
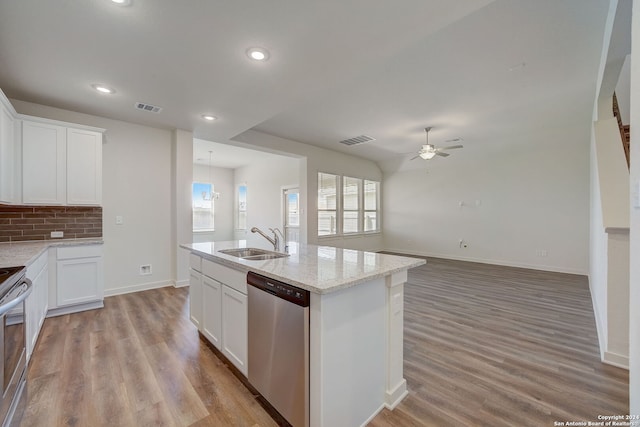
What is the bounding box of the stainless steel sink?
[218,248,289,260]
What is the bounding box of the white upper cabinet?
[66,128,102,205]
[22,121,66,204]
[21,119,103,206]
[0,93,17,203]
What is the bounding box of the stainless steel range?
[0,267,32,427]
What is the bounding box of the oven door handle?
[0,279,33,317]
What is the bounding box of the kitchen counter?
[0,238,104,268]
[181,240,425,294]
[183,240,424,426]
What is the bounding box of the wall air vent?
[134,102,163,113]
[338,135,376,146]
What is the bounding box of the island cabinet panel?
[221,284,248,376]
[202,276,222,349]
[202,259,246,294]
[189,269,203,329]
[190,255,247,375]
[310,277,388,427]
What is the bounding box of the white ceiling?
[193,138,294,168]
[0,0,609,170]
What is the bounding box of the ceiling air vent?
[338,135,376,146]
[134,102,163,113]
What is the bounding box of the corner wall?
[628,0,639,414]
[233,130,384,252]
[382,122,591,274]
[11,99,181,295]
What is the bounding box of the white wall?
[192,163,234,242]
[616,54,631,124]
[173,129,193,287]
[11,99,181,294]
[590,128,609,358]
[590,115,630,367]
[233,155,300,249]
[233,130,384,252]
[628,0,639,414]
[382,122,591,274]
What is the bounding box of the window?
[364,180,379,232]
[286,191,299,227]
[317,172,380,237]
[193,182,215,231]
[318,173,338,236]
[343,176,361,234]
[237,184,247,230]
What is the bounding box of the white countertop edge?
[0,238,104,268]
[180,242,425,295]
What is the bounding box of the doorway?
[283,187,300,248]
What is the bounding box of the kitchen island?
[181,240,425,427]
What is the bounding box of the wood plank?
[21,258,628,427]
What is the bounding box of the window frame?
[317,172,381,238]
[236,184,247,230]
[317,172,340,237]
[192,181,215,232]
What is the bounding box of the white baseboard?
[360,403,386,427]
[104,280,174,297]
[587,276,607,361]
[174,279,189,288]
[46,300,104,318]
[383,247,587,276]
[604,351,629,369]
[385,379,409,409]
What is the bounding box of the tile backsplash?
[0,204,102,242]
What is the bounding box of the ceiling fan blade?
[435,151,450,157]
[410,155,420,160]
[439,144,463,150]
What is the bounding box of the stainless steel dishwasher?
[247,272,310,427]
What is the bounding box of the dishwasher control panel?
[247,272,310,307]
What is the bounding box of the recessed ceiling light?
[91,84,115,94]
[202,115,217,121]
[111,0,132,5]
[246,47,270,61]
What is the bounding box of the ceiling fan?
[411,127,463,160]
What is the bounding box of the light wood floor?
[20,257,628,426]
[370,257,628,426]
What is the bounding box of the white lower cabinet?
[189,255,248,376]
[221,284,248,376]
[189,269,202,329]
[53,245,104,313]
[25,251,49,361]
[202,276,222,349]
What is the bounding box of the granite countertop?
[0,238,104,268]
[181,240,425,294]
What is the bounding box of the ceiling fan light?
[420,151,436,160]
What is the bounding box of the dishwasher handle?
[247,272,310,307]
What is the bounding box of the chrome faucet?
[251,226,280,251]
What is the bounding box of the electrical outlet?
[51,231,64,238]
[139,264,152,275]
